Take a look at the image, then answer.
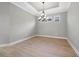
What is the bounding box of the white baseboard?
[36,35,79,56]
[36,35,68,40]
[0,35,79,56]
[9,36,35,46]
[66,39,79,56]
[0,35,67,47]
[0,44,10,47]
[0,36,35,47]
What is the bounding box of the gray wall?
[0,3,36,44]
[9,3,36,43]
[67,2,79,51]
[36,12,67,37]
[0,3,10,44]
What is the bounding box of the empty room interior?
[0,2,79,57]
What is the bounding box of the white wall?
[36,12,67,37]
[67,2,79,51]
[0,3,10,44]
[9,3,36,43]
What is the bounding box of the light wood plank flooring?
[0,36,77,57]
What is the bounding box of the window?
[54,15,60,22]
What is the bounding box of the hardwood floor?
[0,36,77,57]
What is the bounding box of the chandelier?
[38,2,47,22]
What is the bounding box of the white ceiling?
[11,2,71,16]
[28,2,59,11]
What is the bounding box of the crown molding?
[10,2,39,16]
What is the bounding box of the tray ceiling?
[28,2,59,11]
[11,2,71,16]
